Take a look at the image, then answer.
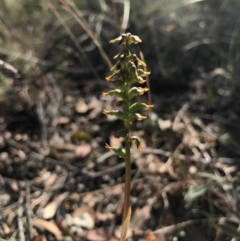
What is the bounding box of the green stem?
[123,124,131,221]
[122,64,131,224]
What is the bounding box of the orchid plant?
[103,33,153,241]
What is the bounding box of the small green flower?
[138,69,151,77]
[105,144,126,158]
[130,136,141,152]
[102,109,125,120]
[105,71,120,81]
[129,102,154,113]
[135,113,147,121]
[128,87,149,99]
[129,54,146,67]
[110,61,122,72]
[137,76,146,84]
[129,113,147,122]
[102,89,124,98]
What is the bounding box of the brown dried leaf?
[145,230,157,241]
[0,193,11,206]
[44,173,58,190]
[72,205,95,229]
[95,212,115,222]
[131,205,151,228]
[9,180,19,192]
[33,219,62,241]
[139,230,166,241]
[42,199,58,219]
[74,143,91,159]
[106,184,124,197]
[1,222,11,236]
[72,205,95,219]
[82,193,102,207]
[52,116,70,126]
[86,228,107,241]
[88,97,102,120]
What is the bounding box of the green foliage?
[184,183,209,209]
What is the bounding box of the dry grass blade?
[120,204,131,241]
[59,0,112,69]
[121,0,130,32]
[45,0,100,81]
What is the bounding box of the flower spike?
[103,33,153,241]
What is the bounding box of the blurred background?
[0,0,240,240]
[1,0,240,127]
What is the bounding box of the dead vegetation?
[0,0,240,240]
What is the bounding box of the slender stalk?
[123,58,131,222]
[123,124,131,221]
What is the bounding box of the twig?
[17,196,25,241]
[172,102,189,131]
[153,218,218,236]
[82,161,125,178]
[25,182,33,240]
[0,59,20,78]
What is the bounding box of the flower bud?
[102,109,125,120]
[102,89,124,98]
[128,87,149,99]
[130,136,141,152]
[105,144,126,158]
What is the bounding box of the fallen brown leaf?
[106,184,124,197]
[33,219,62,241]
[86,228,107,241]
[9,180,19,192]
[44,173,58,190]
[131,205,151,228]
[95,212,115,222]
[1,222,11,236]
[82,192,102,207]
[42,199,58,219]
[72,205,95,229]
[88,97,102,120]
[0,193,11,206]
[52,116,70,126]
[75,143,92,159]
[73,205,94,218]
